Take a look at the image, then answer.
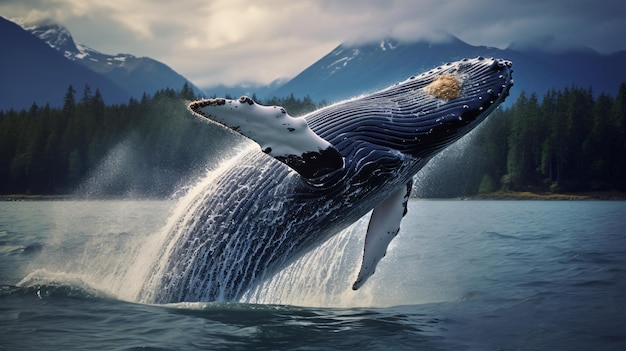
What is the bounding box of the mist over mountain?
[269,35,626,105]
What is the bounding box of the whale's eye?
[239,96,254,105]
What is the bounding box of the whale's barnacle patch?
[424,74,462,100]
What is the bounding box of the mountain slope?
[270,36,491,101]
[21,21,204,99]
[0,16,131,111]
[270,36,626,104]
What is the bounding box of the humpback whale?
[148,57,513,303]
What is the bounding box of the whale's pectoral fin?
[189,97,344,179]
[258,111,344,178]
[352,179,413,290]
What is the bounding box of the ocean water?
[1,199,625,350]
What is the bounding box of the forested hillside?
[476,84,626,194]
[0,85,324,196]
[1,83,625,197]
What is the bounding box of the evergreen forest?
[0,84,322,197]
[1,83,625,197]
[476,84,626,194]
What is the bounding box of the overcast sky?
[2,0,625,88]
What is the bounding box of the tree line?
[0,84,325,196]
[475,84,626,194]
[1,82,625,197]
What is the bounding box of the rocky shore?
[469,191,626,201]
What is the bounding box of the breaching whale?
[148,57,513,303]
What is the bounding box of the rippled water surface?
[1,200,625,350]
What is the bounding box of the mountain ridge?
[4,15,625,111]
[268,36,626,105]
[0,16,131,111]
[19,20,205,99]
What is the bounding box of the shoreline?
[2,191,626,201]
[467,191,626,201]
[0,194,73,201]
[0,194,165,201]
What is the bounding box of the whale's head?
[305,57,514,163]
[413,57,513,145]
[391,57,514,157]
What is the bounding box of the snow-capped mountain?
[21,20,204,99]
[270,36,626,104]
[20,20,77,57]
[269,36,496,102]
[0,16,131,111]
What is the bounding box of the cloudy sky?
[2,0,625,88]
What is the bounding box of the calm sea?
[1,199,625,350]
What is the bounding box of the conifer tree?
[63,85,76,116]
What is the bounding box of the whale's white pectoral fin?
[352,179,413,290]
[189,97,343,179]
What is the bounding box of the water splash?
[17,144,257,304]
[240,215,375,307]
[115,141,375,305]
[413,125,486,198]
[17,132,485,307]
[17,199,172,300]
[124,144,258,303]
[75,137,139,197]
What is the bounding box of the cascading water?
[16,125,485,308]
[130,146,256,303]
[15,140,371,306]
[240,215,373,307]
[128,127,486,306]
